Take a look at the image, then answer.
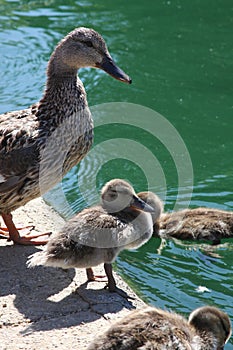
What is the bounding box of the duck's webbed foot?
[0,224,34,237]
[1,213,51,245]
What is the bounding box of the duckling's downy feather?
[159,208,233,244]
[88,306,231,350]
[28,179,158,291]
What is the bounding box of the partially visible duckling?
[27,179,155,292]
[88,305,231,350]
[159,208,233,245]
[137,191,164,235]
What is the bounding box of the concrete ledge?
[0,198,145,349]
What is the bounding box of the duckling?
[88,305,231,350]
[0,27,131,245]
[159,208,233,245]
[27,179,155,293]
[137,191,164,235]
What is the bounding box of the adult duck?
[0,27,131,245]
[88,305,231,349]
[27,179,155,293]
[159,208,233,245]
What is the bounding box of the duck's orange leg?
[1,213,51,245]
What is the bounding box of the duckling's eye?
[85,41,94,48]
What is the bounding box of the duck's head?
[137,191,163,225]
[101,179,154,214]
[50,27,131,83]
[189,306,231,349]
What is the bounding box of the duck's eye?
[85,41,93,48]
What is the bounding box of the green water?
[1,0,233,346]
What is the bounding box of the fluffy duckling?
[0,27,131,245]
[27,179,155,292]
[137,191,164,235]
[159,208,233,245]
[88,305,231,350]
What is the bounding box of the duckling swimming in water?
[88,305,231,350]
[138,192,233,245]
[0,27,131,245]
[27,179,155,292]
[159,208,233,245]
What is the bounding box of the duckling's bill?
[130,195,155,213]
[97,56,132,84]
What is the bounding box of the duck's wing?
[67,207,134,249]
[0,106,40,193]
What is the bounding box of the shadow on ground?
[0,244,136,335]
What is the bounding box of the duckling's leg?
[104,263,134,299]
[86,268,107,281]
[104,263,117,291]
[1,213,50,245]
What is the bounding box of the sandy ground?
[0,198,146,349]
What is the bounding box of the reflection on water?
[117,238,233,317]
[0,0,233,347]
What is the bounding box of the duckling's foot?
[104,284,134,299]
[1,213,51,245]
[103,263,135,299]
[86,268,107,282]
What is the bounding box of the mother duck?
[0,27,131,245]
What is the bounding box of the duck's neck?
[46,53,78,84]
[36,54,87,123]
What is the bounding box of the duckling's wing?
[67,207,134,249]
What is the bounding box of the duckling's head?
[49,27,131,83]
[101,179,154,214]
[137,191,163,225]
[189,306,231,349]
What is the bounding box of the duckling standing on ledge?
[0,27,131,245]
[159,208,233,245]
[27,179,155,293]
[88,305,231,350]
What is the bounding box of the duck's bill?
[97,57,132,84]
[131,195,155,213]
